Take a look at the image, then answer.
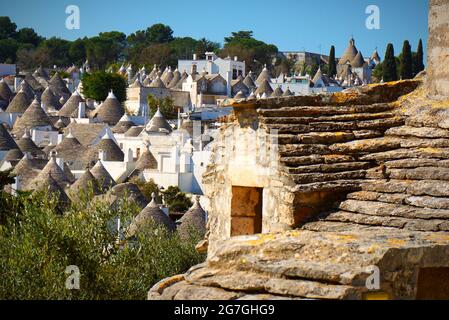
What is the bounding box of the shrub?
[0,188,204,299]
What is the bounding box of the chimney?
[14,77,21,92]
[234,56,238,61]
[12,176,21,195]
[226,71,232,97]
[193,54,197,61]
[56,157,64,171]
[124,148,133,163]
[78,102,86,118]
[99,149,107,162]
[427,0,449,98]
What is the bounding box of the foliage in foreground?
[0,189,205,300]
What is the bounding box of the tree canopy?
[82,71,127,102]
[383,43,398,82]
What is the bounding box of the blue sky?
[1,0,429,59]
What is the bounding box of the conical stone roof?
[6,88,31,113]
[271,86,284,98]
[0,124,19,151]
[48,72,71,98]
[339,38,359,65]
[135,147,158,171]
[146,108,172,133]
[41,86,62,111]
[127,193,176,237]
[0,78,13,101]
[149,76,166,88]
[167,69,181,88]
[112,114,135,134]
[177,195,207,240]
[254,79,274,96]
[243,74,256,89]
[95,91,124,125]
[33,66,49,80]
[85,134,124,164]
[255,66,271,85]
[351,51,366,68]
[52,130,87,164]
[19,80,35,100]
[33,173,71,209]
[69,168,101,197]
[101,182,148,210]
[282,87,294,97]
[12,98,53,137]
[90,160,116,191]
[4,148,24,161]
[58,90,84,117]
[16,130,45,158]
[31,155,72,190]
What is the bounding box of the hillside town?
[1,0,448,303]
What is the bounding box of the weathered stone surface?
[405,196,449,210]
[339,199,449,220]
[386,126,449,138]
[330,138,400,154]
[151,229,449,300]
[387,167,449,180]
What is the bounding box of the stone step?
[361,179,449,197]
[385,159,449,169]
[387,167,449,181]
[292,170,366,184]
[258,103,394,117]
[329,138,401,154]
[323,210,447,232]
[361,148,449,161]
[339,199,449,220]
[279,144,331,157]
[348,191,408,205]
[261,112,396,125]
[281,155,356,167]
[285,162,372,175]
[289,180,362,193]
[386,126,449,139]
[352,188,449,211]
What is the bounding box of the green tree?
[147,95,177,119]
[0,16,17,39]
[146,24,174,44]
[0,38,19,63]
[82,71,127,102]
[413,38,425,76]
[400,40,413,80]
[69,38,87,66]
[0,188,204,299]
[221,30,278,73]
[383,43,397,82]
[328,45,337,78]
[162,186,193,213]
[130,177,162,203]
[39,37,71,67]
[15,28,42,47]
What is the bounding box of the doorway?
[416,268,449,300]
[231,186,263,237]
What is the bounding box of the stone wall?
[427,0,449,98]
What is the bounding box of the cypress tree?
[328,45,337,78]
[400,40,413,79]
[383,43,397,82]
[414,38,425,76]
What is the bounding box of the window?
[232,69,238,80]
[136,148,141,159]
